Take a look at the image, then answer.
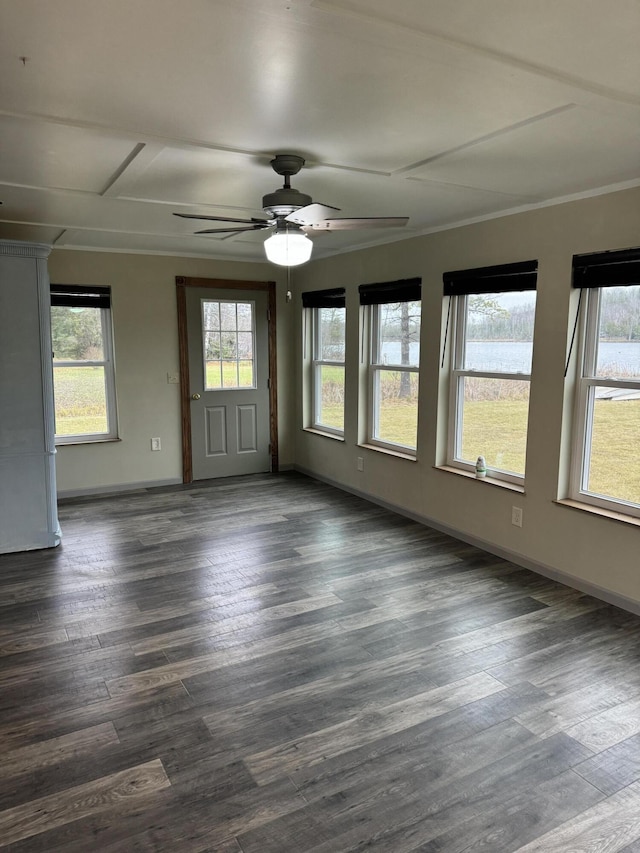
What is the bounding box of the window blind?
[358,277,421,305]
[51,284,111,309]
[572,247,640,288]
[443,260,537,296]
[301,288,346,308]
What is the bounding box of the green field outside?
[54,365,640,504]
[53,366,108,436]
[205,360,254,389]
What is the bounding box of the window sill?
[359,443,416,462]
[434,464,525,493]
[302,428,345,442]
[554,498,640,528]
[55,437,121,447]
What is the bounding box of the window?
[570,248,640,517]
[50,285,117,443]
[302,288,346,435]
[202,299,255,390]
[444,261,538,483]
[360,278,422,453]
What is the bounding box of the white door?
[186,286,271,479]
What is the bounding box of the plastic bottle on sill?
[475,456,487,479]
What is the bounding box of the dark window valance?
[572,247,640,288]
[358,277,421,305]
[301,287,345,309]
[51,284,111,309]
[443,260,538,296]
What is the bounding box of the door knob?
[191,393,201,400]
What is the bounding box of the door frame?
[176,276,278,483]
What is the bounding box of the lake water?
[382,341,640,375]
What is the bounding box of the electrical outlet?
[511,506,523,527]
[151,437,161,451]
[357,457,364,472]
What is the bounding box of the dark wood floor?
[1,473,640,851]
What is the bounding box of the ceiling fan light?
[264,230,312,266]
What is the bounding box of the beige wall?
[293,186,640,607]
[49,250,295,493]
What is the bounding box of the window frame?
[443,261,538,485]
[310,305,346,437]
[359,279,422,455]
[51,285,118,445]
[570,282,640,518]
[302,288,346,438]
[447,294,533,484]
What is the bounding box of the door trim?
[176,276,278,483]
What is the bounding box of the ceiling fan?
[174,154,409,266]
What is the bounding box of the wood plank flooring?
[1,471,640,851]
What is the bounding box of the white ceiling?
[1,0,639,263]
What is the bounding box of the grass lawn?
[53,366,108,436]
[460,398,639,504]
[54,366,640,505]
[205,360,253,388]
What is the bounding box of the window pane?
[203,301,255,390]
[237,332,253,360]
[596,285,640,380]
[219,302,237,330]
[463,291,536,373]
[316,365,344,430]
[51,306,104,361]
[204,331,221,360]
[236,302,253,331]
[236,361,254,388]
[221,332,238,360]
[374,369,418,448]
[202,300,220,331]
[206,360,223,389]
[378,301,421,367]
[222,361,239,388]
[318,307,346,361]
[53,365,108,436]
[586,390,640,505]
[458,376,530,475]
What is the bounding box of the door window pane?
[202,300,255,390]
[459,376,530,475]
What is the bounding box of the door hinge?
[267,377,271,389]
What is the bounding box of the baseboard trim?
[57,477,183,501]
[294,465,640,618]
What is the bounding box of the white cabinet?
[0,240,60,553]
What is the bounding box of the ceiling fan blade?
[174,213,271,225]
[194,224,273,235]
[285,203,341,226]
[307,217,409,231]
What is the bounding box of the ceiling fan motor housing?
[262,186,313,217]
[263,153,312,216]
